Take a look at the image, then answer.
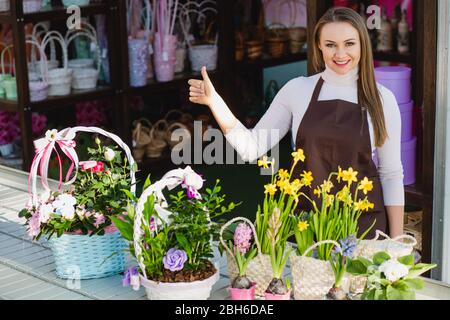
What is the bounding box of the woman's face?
[318,22,361,75]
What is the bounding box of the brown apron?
[292,77,387,239]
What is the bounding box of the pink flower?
[27,213,41,237]
[234,223,253,254]
[93,212,106,228]
[32,113,47,136]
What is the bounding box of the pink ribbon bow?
[28,128,79,205]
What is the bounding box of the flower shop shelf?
[0,2,109,24]
[0,98,19,112]
[236,51,308,70]
[373,51,413,64]
[29,86,115,111]
[126,70,222,95]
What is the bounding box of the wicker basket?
[290,240,345,300]
[27,39,49,102]
[288,27,306,53]
[47,231,126,279]
[146,126,167,158]
[220,217,273,297]
[131,119,153,162]
[265,23,288,58]
[0,0,9,12]
[245,40,264,60]
[0,44,16,100]
[62,0,91,6]
[65,21,97,71]
[349,230,417,294]
[28,126,137,279]
[41,31,73,96]
[30,23,59,72]
[66,31,100,90]
[166,122,191,151]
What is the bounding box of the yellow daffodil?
[277,179,289,189]
[292,148,306,162]
[325,195,335,207]
[300,171,314,187]
[258,156,272,169]
[291,179,303,192]
[264,183,277,196]
[342,167,358,185]
[362,199,375,212]
[297,221,309,232]
[313,186,322,198]
[283,183,296,196]
[354,200,365,211]
[320,180,334,193]
[337,166,344,182]
[358,177,373,195]
[278,169,290,180]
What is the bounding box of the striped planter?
[47,231,126,280]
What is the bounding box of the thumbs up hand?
[188,66,217,108]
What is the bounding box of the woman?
[188,7,404,238]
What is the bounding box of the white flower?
[379,259,409,282]
[59,205,76,220]
[76,206,86,218]
[38,203,53,223]
[45,129,58,141]
[104,148,115,161]
[183,167,203,190]
[52,194,77,209]
[39,191,52,203]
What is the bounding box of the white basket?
[140,263,219,300]
[68,58,94,70]
[133,167,219,300]
[66,31,100,90]
[23,0,42,13]
[0,0,10,12]
[26,38,49,102]
[41,31,73,96]
[188,45,218,72]
[30,22,59,71]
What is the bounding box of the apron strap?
[311,77,325,103]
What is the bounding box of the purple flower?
[122,266,140,290]
[163,248,187,272]
[234,223,253,254]
[333,234,358,258]
[186,186,201,200]
[27,213,41,238]
[149,216,156,232]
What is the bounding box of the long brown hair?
[311,7,387,147]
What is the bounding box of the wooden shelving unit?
[306,0,437,265]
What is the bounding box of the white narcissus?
[52,193,77,209]
[104,148,115,161]
[379,259,409,282]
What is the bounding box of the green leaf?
[110,216,133,241]
[397,254,415,267]
[402,278,424,290]
[374,289,386,300]
[404,263,437,279]
[143,175,152,190]
[373,252,391,265]
[386,285,415,300]
[175,233,192,256]
[361,288,376,300]
[347,259,368,275]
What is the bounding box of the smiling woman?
[188,7,404,240]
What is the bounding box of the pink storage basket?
[375,66,412,104]
[401,136,417,185]
[399,100,414,142]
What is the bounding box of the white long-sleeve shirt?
[225,66,404,206]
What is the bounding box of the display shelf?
[126,70,221,95]
[0,11,14,24]
[373,51,413,64]
[237,51,308,70]
[30,86,115,111]
[0,98,18,112]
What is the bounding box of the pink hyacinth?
[234,223,253,254]
[27,213,41,237]
[93,212,106,228]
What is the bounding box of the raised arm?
[188,67,292,162]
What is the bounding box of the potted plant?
[220,217,258,300]
[116,166,239,300]
[347,251,436,300]
[19,128,135,279]
[290,163,375,300]
[228,150,309,297]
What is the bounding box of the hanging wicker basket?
[28,126,137,279]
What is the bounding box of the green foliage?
[348,251,437,300]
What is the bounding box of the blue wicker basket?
[47,231,127,279]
